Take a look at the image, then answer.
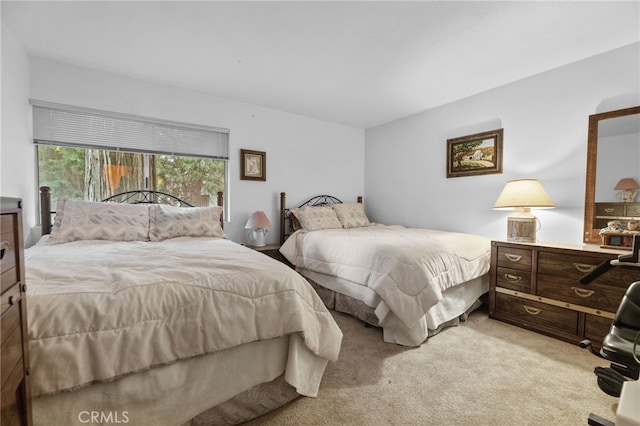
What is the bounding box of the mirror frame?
[583,105,640,244]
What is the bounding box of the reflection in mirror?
[595,114,640,202]
[584,106,640,245]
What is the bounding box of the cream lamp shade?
[245,211,272,247]
[614,178,640,203]
[493,179,555,243]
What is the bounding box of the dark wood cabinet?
[594,202,640,229]
[489,240,640,349]
[1,198,32,426]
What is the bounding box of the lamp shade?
[245,211,272,229]
[493,179,555,243]
[493,179,555,209]
[614,178,640,190]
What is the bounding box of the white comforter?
[25,237,342,397]
[281,225,490,331]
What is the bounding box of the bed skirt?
[32,333,322,426]
[189,374,298,425]
[303,272,488,342]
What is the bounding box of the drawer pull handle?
[571,287,595,298]
[573,263,596,273]
[504,273,522,283]
[504,254,523,262]
[523,305,541,315]
[8,295,14,305]
[0,240,8,260]
[604,208,615,213]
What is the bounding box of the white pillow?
[48,199,150,244]
[149,204,225,241]
[331,203,370,228]
[290,206,342,231]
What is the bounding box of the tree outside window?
[37,145,225,208]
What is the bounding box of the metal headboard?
[101,190,193,207]
[39,186,224,235]
[279,192,363,244]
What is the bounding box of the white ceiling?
[2,1,639,129]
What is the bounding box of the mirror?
[584,105,640,244]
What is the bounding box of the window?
[31,100,229,211]
[37,146,225,208]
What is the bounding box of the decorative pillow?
[290,206,342,231]
[48,199,150,244]
[288,210,302,231]
[48,198,67,239]
[331,203,370,229]
[149,204,225,241]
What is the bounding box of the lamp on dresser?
[493,178,555,243]
[245,210,272,247]
[614,178,640,203]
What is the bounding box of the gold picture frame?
[446,129,503,178]
[240,149,266,181]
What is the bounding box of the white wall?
[1,23,37,244]
[4,24,638,248]
[23,57,364,244]
[365,42,640,245]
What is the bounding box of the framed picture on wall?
[240,149,266,181]
[446,128,503,178]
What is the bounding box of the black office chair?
[580,235,640,426]
[591,283,640,396]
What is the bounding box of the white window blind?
[31,100,229,159]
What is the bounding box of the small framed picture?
[240,149,266,181]
[446,129,503,178]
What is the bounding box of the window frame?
[31,100,230,221]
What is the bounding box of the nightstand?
[246,243,292,267]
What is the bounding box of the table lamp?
[614,178,640,203]
[493,179,555,243]
[245,211,272,247]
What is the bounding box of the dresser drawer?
[1,214,19,295]
[1,285,21,326]
[537,275,625,312]
[538,252,606,279]
[495,293,578,334]
[624,203,640,217]
[1,216,17,274]
[537,251,604,279]
[1,361,25,426]
[584,314,613,346]
[496,246,533,271]
[603,267,640,290]
[0,268,18,296]
[1,304,24,389]
[495,266,532,293]
[538,252,639,289]
[596,203,625,216]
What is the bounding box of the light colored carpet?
[246,306,619,425]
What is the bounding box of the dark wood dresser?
[1,197,32,425]
[594,202,640,230]
[489,240,640,349]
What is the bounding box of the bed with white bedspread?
[26,188,342,425]
[279,192,491,347]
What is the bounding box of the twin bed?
[25,188,491,425]
[26,188,342,425]
[278,192,492,347]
